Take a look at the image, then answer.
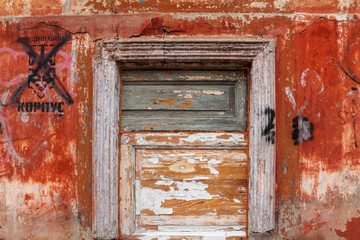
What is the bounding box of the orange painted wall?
[0,0,359,239]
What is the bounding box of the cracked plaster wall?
[0,0,359,239]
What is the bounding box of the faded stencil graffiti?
[0,33,75,168]
[11,36,74,106]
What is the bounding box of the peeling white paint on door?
[139,180,218,215]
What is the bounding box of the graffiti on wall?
[0,25,75,168]
[11,35,73,113]
[262,107,275,144]
[292,116,314,145]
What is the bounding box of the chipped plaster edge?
[92,38,276,238]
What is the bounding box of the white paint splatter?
[300,68,324,94]
[250,2,268,8]
[20,112,29,123]
[300,68,309,87]
[274,0,291,9]
[285,87,296,110]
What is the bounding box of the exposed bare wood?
[122,132,247,146]
[122,69,243,82]
[120,145,136,236]
[92,42,120,239]
[248,39,276,232]
[139,215,247,226]
[120,132,248,239]
[137,149,247,180]
[138,180,247,216]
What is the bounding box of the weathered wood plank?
[130,225,247,238]
[137,180,247,217]
[122,69,245,82]
[136,149,247,180]
[124,231,247,240]
[122,132,247,147]
[123,236,247,240]
[122,117,247,132]
[121,110,236,118]
[121,85,231,111]
[120,144,136,236]
[135,225,247,233]
[138,215,247,226]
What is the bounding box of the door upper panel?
[121,69,248,132]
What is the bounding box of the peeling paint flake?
[139,180,217,215]
[202,90,224,95]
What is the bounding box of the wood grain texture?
[121,85,231,111]
[92,43,119,239]
[121,132,247,147]
[122,69,243,82]
[136,149,247,180]
[124,234,247,240]
[138,215,247,226]
[120,145,136,236]
[138,180,247,217]
[248,40,276,233]
[120,132,248,238]
[122,117,247,132]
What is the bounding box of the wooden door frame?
[92,38,276,239]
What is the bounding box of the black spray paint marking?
[18,102,64,113]
[10,36,73,105]
[337,61,360,85]
[261,107,275,144]
[352,114,358,148]
[292,116,314,145]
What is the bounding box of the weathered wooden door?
[120,69,248,239]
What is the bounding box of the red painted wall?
[0,1,359,239]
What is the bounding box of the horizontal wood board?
[121,69,247,131]
[136,149,247,180]
[122,85,232,111]
[122,69,244,82]
[136,180,247,218]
